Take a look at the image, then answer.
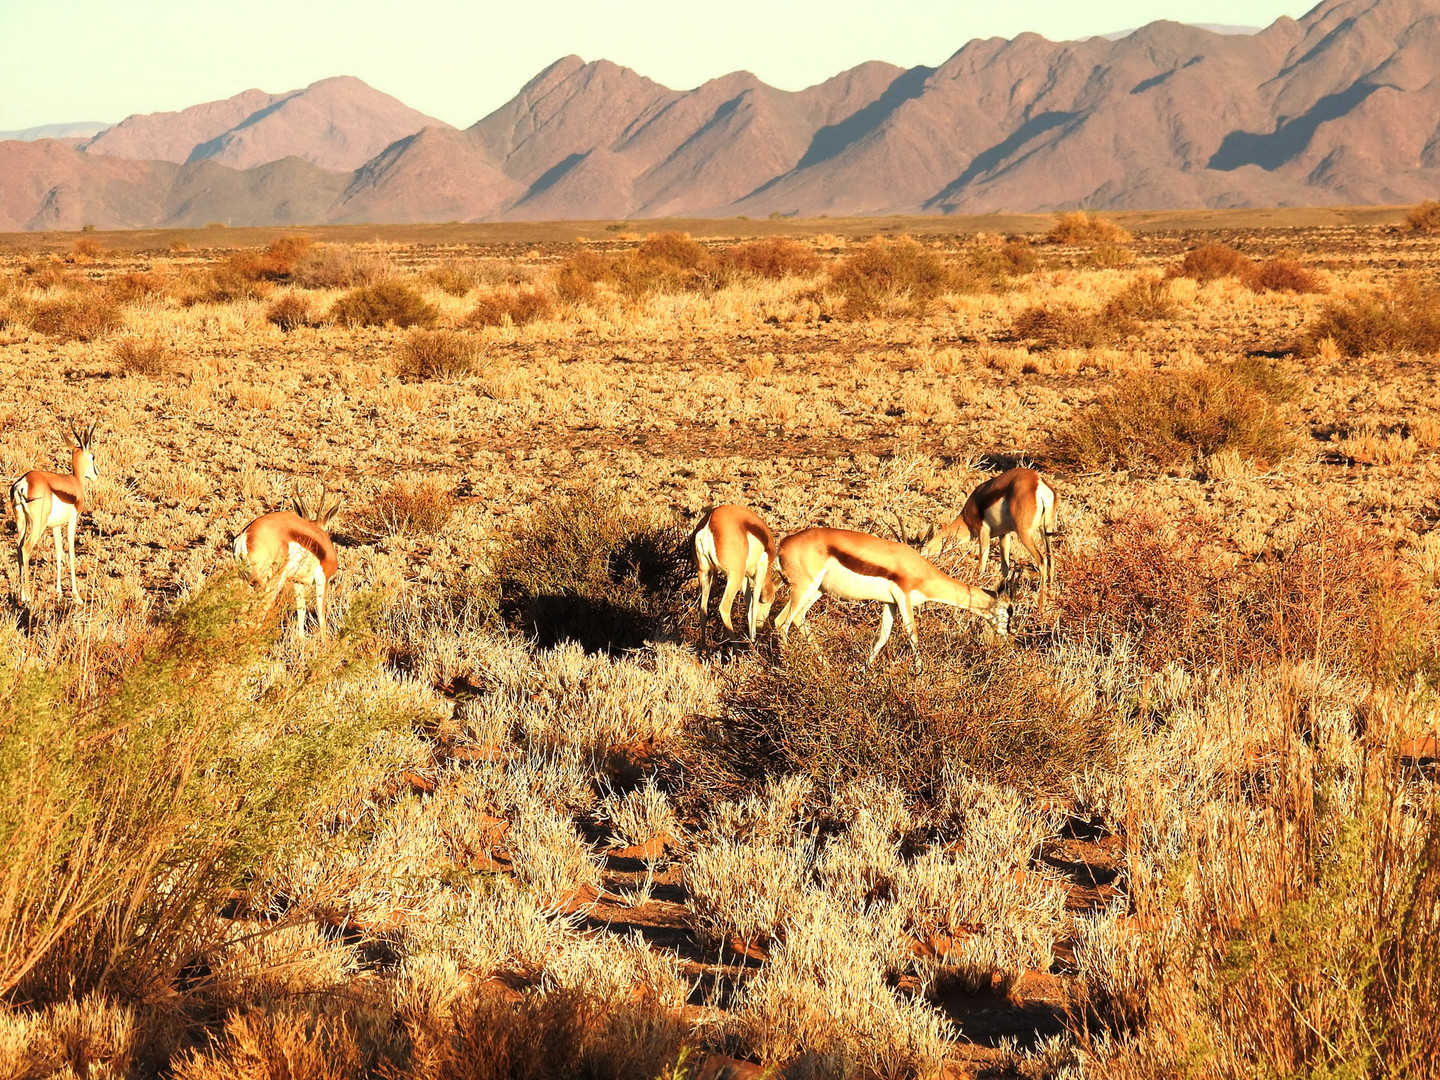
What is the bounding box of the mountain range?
[2,0,1437,231]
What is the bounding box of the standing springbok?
[774,527,1011,672]
[693,504,780,645]
[11,422,99,605]
[921,467,1058,595]
[233,480,342,637]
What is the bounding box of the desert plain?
[1,208,1438,1079]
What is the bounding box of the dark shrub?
[1049,360,1300,474]
[265,293,316,331]
[1404,200,1440,234]
[328,281,438,328]
[27,293,123,342]
[394,330,482,378]
[1172,243,1257,285]
[701,639,1113,802]
[1012,303,1135,348]
[829,236,959,319]
[490,488,691,654]
[353,476,455,538]
[717,238,821,279]
[464,288,554,327]
[1254,257,1327,294]
[1298,278,1440,357]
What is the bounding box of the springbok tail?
[10,478,28,543]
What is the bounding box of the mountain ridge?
[2,0,1437,230]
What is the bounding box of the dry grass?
[3,223,1440,1080]
[328,280,439,328]
[394,329,482,378]
[1299,277,1440,356]
[1405,200,1440,234]
[1046,211,1132,245]
[1049,359,1300,474]
[112,332,183,377]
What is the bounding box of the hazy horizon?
[0,0,1312,132]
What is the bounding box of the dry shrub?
[1253,257,1327,294]
[422,257,531,296]
[394,329,481,378]
[550,252,605,304]
[71,237,103,261]
[1049,359,1299,474]
[1086,243,1134,268]
[1172,242,1256,284]
[1404,199,1440,234]
[293,244,392,288]
[22,259,74,290]
[1298,277,1440,357]
[1012,303,1134,348]
[716,237,821,279]
[1046,211,1132,245]
[265,292,317,331]
[1052,511,1232,667]
[707,643,1112,801]
[464,288,554,327]
[328,281,438,329]
[828,236,959,319]
[353,475,454,538]
[26,292,123,342]
[490,487,691,654]
[104,271,168,304]
[112,333,182,377]
[1106,275,1178,321]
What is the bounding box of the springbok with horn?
[774,527,1011,672]
[11,421,99,605]
[921,467,1058,596]
[693,504,780,645]
[233,479,342,636]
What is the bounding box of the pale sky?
[0,0,1317,131]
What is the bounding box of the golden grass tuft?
[1046,211,1132,245]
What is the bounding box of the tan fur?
[234,483,342,637]
[693,504,780,644]
[923,467,1059,601]
[774,527,1010,672]
[11,423,99,605]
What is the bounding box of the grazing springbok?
[693,504,780,645]
[233,480,342,637]
[774,527,1011,672]
[11,422,99,605]
[922,467,1058,596]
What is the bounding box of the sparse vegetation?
[1046,210,1132,245]
[394,328,482,378]
[25,292,123,341]
[1299,277,1440,356]
[1049,359,1299,473]
[328,280,439,328]
[3,219,1439,1080]
[1405,199,1440,234]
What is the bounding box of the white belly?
[820,560,902,604]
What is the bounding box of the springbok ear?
[60,425,77,448]
[320,498,344,530]
[921,523,936,545]
[85,420,98,447]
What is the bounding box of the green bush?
[0,576,376,1000]
[328,281,438,329]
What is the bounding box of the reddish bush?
[465,289,554,327]
[717,238,821,279]
[1253,257,1327,294]
[1172,243,1257,284]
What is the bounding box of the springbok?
[233,480,342,637]
[922,467,1058,595]
[693,504,780,645]
[774,527,1011,672]
[11,422,99,605]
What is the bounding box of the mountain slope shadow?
[1208,80,1384,171]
